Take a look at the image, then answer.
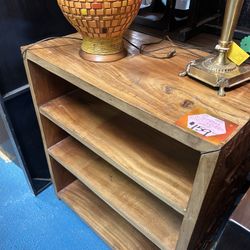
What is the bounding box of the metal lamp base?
[180,55,250,96]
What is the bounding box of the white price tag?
[187,114,226,137]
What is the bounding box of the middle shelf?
[49,136,183,249]
[40,89,200,214]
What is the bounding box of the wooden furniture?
[23,30,250,249]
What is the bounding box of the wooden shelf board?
[25,31,250,152]
[41,90,200,214]
[58,180,158,250]
[50,137,183,250]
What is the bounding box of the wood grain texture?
[49,157,76,192]
[24,31,250,152]
[187,121,250,249]
[27,61,76,106]
[176,150,220,250]
[59,180,159,250]
[41,89,200,214]
[49,136,183,249]
[23,59,75,195]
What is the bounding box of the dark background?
[0,0,74,194]
[238,0,250,28]
[0,0,75,95]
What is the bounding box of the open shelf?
[25,32,250,250]
[59,180,158,250]
[40,89,200,214]
[49,136,183,250]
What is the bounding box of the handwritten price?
[189,122,217,137]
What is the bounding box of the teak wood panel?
[49,136,183,250]
[24,32,250,152]
[40,89,200,214]
[59,180,159,250]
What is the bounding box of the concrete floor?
[0,157,110,250]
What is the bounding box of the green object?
[240,36,250,53]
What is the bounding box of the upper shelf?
[24,31,250,152]
[40,89,199,214]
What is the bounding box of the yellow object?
[81,9,87,15]
[227,42,250,66]
[81,36,123,55]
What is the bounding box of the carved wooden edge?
[188,120,250,249]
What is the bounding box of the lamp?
[180,0,250,96]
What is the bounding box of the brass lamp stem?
[214,0,244,67]
[181,0,250,96]
[220,0,244,45]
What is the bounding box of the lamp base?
[79,49,127,63]
[180,55,250,96]
[79,36,127,62]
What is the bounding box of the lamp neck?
[219,0,244,47]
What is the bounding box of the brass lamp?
[180,0,250,96]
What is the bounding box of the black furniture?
[0,0,75,194]
[132,0,223,41]
[205,0,250,40]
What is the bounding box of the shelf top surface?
[24,30,250,152]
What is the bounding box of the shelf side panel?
[26,61,76,106]
[23,60,76,193]
[179,121,250,249]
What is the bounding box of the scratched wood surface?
[24,31,250,152]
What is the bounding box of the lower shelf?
[58,180,158,250]
[50,137,183,249]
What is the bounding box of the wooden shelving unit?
[23,31,250,249]
[41,90,199,214]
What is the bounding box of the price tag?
[227,42,249,66]
[175,108,238,145]
[187,114,226,137]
